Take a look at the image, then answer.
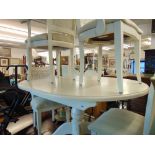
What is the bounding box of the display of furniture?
[77,19,143,93]
[31,96,70,135]
[88,76,155,135]
[18,76,149,135]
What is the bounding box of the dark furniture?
[125,75,151,116]
[144,49,155,74]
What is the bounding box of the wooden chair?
[88,76,155,135]
[77,19,143,93]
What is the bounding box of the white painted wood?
[79,42,84,86]
[52,109,55,122]
[56,49,61,78]
[19,76,149,135]
[78,19,142,93]
[19,76,149,103]
[36,111,41,135]
[98,45,102,81]
[69,48,74,79]
[143,80,155,134]
[114,21,123,93]
[47,32,54,83]
[134,39,142,83]
[33,111,36,128]
[123,23,141,41]
[71,108,84,135]
[52,122,72,135]
[88,77,155,135]
[26,20,32,81]
[65,107,71,122]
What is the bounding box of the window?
[130,59,145,74]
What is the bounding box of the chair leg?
[48,32,54,84]
[56,49,61,78]
[69,48,74,80]
[134,39,141,83]
[114,21,123,94]
[33,111,36,128]
[26,20,32,81]
[65,107,71,122]
[98,45,102,81]
[79,42,84,86]
[36,111,42,135]
[52,109,55,122]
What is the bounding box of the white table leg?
[98,45,102,81]
[52,107,84,135]
[134,38,141,83]
[71,108,84,135]
[114,21,123,93]
[79,42,84,86]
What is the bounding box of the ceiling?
[0,19,153,50]
[0,19,46,48]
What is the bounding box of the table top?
[18,76,149,102]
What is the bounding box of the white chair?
[25,20,75,135]
[88,76,155,135]
[47,19,76,82]
[31,96,70,135]
[77,19,143,93]
[26,19,76,82]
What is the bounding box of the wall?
[11,48,26,58]
[10,48,26,75]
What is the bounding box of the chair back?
[143,76,155,134]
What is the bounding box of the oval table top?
[18,76,149,102]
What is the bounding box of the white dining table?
[18,76,149,135]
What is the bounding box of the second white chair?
[31,96,70,135]
[88,76,155,135]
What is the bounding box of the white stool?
[31,97,70,135]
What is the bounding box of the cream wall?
[10,48,26,75]
[11,48,26,58]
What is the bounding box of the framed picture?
[102,54,108,66]
[0,58,9,67]
[109,59,115,68]
[61,56,68,65]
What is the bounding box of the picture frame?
[109,59,115,68]
[102,54,108,66]
[0,58,9,67]
[61,56,68,65]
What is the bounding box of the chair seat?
[31,97,63,111]
[79,19,143,34]
[88,108,144,135]
[26,32,74,44]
